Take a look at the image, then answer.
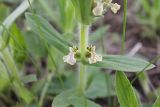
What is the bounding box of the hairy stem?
[78,24,89,94]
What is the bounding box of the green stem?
[38,73,54,107]
[79,24,88,58]
[121,0,127,54]
[78,64,86,94]
[78,24,89,94]
[1,49,19,80]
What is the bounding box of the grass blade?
[116,71,139,107]
[0,0,34,36]
[152,97,160,107]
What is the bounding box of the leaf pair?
[26,13,155,72]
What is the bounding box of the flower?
[87,45,102,64]
[110,3,120,14]
[63,47,78,65]
[104,0,120,14]
[92,0,120,16]
[92,1,104,16]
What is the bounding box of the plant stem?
[1,49,19,80]
[38,73,54,107]
[79,24,89,58]
[78,24,89,94]
[78,63,86,94]
[121,0,127,54]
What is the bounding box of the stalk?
[38,73,54,107]
[121,0,127,54]
[78,24,89,94]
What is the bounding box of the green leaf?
[52,89,101,107]
[13,81,34,104]
[25,13,71,54]
[52,90,79,107]
[10,24,27,63]
[88,55,155,72]
[71,0,93,24]
[0,60,10,91]
[116,71,140,107]
[0,4,10,21]
[24,31,47,57]
[21,74,37,84]
[57,0,75,32]
[138,72,150,95]
[70,97,101,107]
[0,0,34,36]
[48,73,77,94]
[85,70,115,99]
[139,0,150,15]
[152,97,160,107]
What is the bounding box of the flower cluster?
[92,0,121,16]
[63,46,102,65]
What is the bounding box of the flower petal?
[88,52,103,64]
[63,47,77,65]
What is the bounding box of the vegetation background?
[0,0,159,107]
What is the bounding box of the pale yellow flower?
[92,0,120,16]
[110,3,121,14]
[92,1,104,16]
[88,46,103,64]
[63,47,77,65]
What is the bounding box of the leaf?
[13,81,34,104]
[71,0,93,24]
[139,0,150,15]
[70,97,101,107]
[21,74,37,84]
[0,60,10,91]
[85,70,115,99]
[0,0,34,36]
[25,13,71,54]
[24,31,47,57]
[1,49,34,103]
[52,89,101,107]
[10,24,27,63]
[52,90,79,107]
[0,4,10,21]
[56,0,75,32]
[138,72,150,95]
[48,73,76,94]
[88,55,155,72]
[152,97,160,107]
[142,103,152,107]
[116,71,140,107]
